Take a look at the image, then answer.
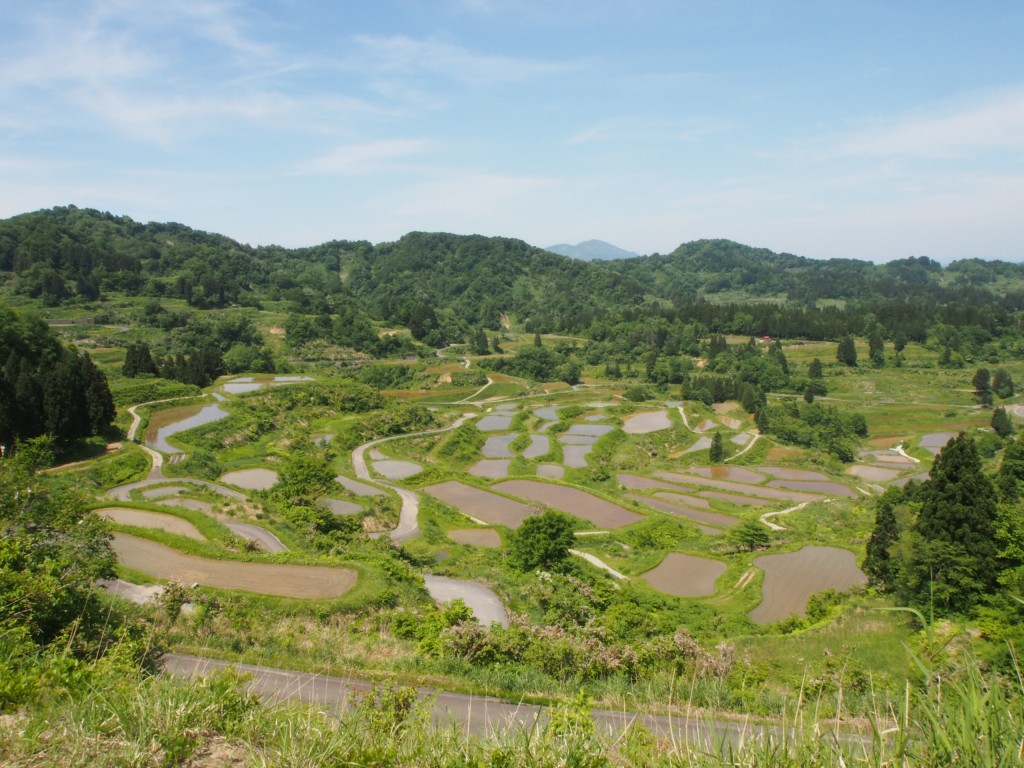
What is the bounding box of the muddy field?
[111,533,357,598]
[482,434,516,458]
[689,466,766,483]
[655,472,822,503]
[641,553,727,597]
[448,529,502,548]
[95,507,206,541]
[372,459,422,479]
[493,480,643,529]
[847,465,903,482]
[424,481,535,528]
[522,435,549,459]
[335,475,386,497]
[749,546,867,624]
[468,459,510,478]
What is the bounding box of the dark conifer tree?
[836,335,857,366]
[904,433,998,613]
[863,488,902,591]
[709,431,726,462]
[992,406,1014,438]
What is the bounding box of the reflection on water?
[222,375,316,394]
[147,403,229,453]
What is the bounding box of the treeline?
[5,208,1023,359]
[0,304,114,447]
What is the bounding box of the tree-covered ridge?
[3,206,1024,350]
[0,304,114,447]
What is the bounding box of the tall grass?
[2,647,1021,767]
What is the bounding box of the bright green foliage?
[509,509,576,571]
[274,452,334,501]
[808,357,823,378]
[729,518,769,551]
[902,433,999,614]
[991,406,1013,438]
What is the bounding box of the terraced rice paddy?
[919,432,957,454]
[424,481,535,528]
[767,480,858,498]
[758,467,830,481]
[372,459,422,480]
[641,553,727,597]
[493,480,643,529]
[482,434,516,458]
[627,495,739,529]
[141,485,189,499]
[335,475,386,496]
[147,402,229,453]
[749,546,867,624]
[316,497,362,515]
[219,468,279,490]
[537,464,565,479]
[477,414,514,431]
[111,533,356,598]
[522,435,549,459]
[847,465,903,482]
[622,410,672,434]
[95,507,206,541]
[468,459,510,478]
[157,498,214,513]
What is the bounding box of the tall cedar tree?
[905,432,998,614]
[863,488,903,591]
[992,406,1014,438]
[836,335,857,366]
[709,431,726,462]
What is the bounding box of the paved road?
[161,653,774,745]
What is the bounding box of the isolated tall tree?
[903,433,998,613]
[868,328,885,367]
[973,368,992,405]
[709,431,726,462]
[863,488,902,591]
[808,358,824,379]
[993,368,1015,398]
[997,437,1024,501]
[992,406,1014,438]
[836,335,857,367]
[510,509,575,571]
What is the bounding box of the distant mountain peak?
[545,239,639,261]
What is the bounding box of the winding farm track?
[351,413,477,542]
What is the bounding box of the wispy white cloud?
[567,116,730,145]
[348,35,580,86]
[297,139,434,176]
[831,88,1024,159]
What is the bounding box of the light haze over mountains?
[545,240,640,261]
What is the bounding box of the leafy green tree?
[836,335,857,367]
[808,358,824,379]
[993,368,1015,398]
[509,509,575,571]
[729,518,769,551]
[122,342,159,378]
[533,332,542,347]
[868,328,885,366]
[902,433,998,614]
[709,431,726,462]
[992,406,1014,438]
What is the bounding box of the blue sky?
[1,1,1022,262]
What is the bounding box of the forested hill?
[2,206,1024,340]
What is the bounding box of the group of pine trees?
[864,432,1023,625]
[0,305,114,447]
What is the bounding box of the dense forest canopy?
[2,206,1023,357]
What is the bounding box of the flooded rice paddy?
[641,553,727,597]
[493,480,643,529]
[749,546,867,624]
[219,468,279,490]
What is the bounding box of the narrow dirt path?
[724,432,760,463]
[759,500,812,532]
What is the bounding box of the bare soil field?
[627,495,738,529]
[424,481,535,528]
[641,552,727,597]
[110,533,357,598]
[749,546,867,624]
[493,480,643,529]
[95,507,206,541]
[448,529,502,548]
